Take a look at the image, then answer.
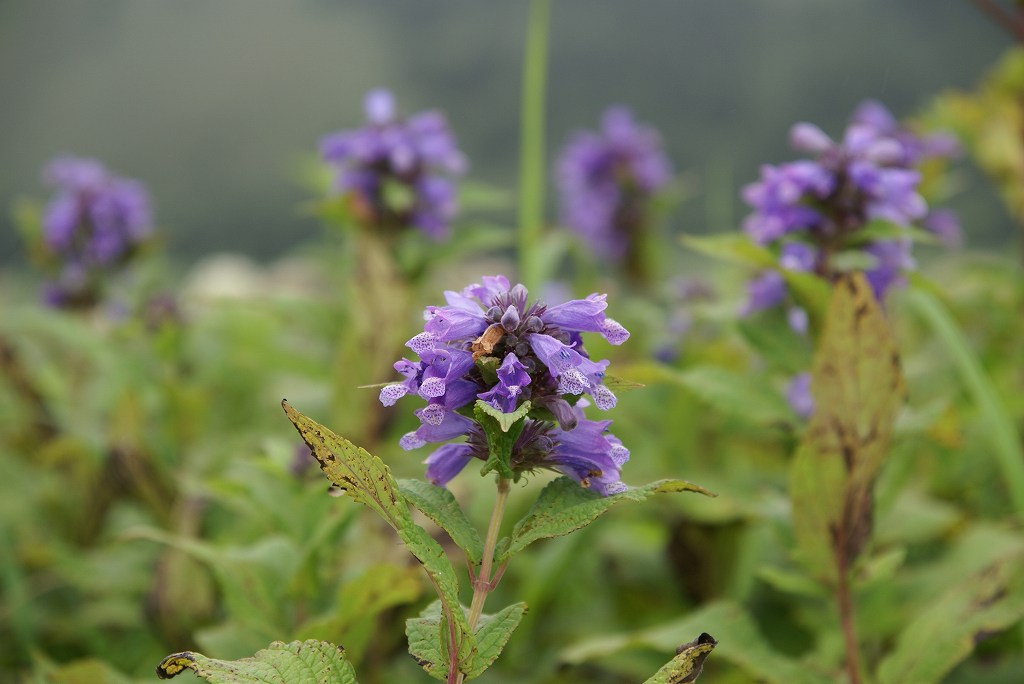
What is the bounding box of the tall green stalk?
[517,0,551,292]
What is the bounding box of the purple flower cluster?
[741,100,960,311]
[381,275,631,495]
[320,89,467,240]
[40,156,153,307]
[556,106,673,262]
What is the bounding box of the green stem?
[906,288,1024,521]
[454,477,511,683]
[517,0,551,291]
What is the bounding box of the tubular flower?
[380,275,631,494]
[319,88,466,239]
[38,156,153,308]
[740,99,961,312]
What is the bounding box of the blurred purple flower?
[39,156,153,307]
[556,106,672,261]
[787,373,814,419]
[320,89,466,239]
[740,99,961,305]
[381,275,631,494]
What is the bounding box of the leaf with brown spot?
[789,273,906,582]
[155,639,357,683]
[281,401,476,675]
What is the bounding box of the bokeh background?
[0,0,1014,267]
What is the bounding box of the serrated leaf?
[643,632,717,684]
[877,557,1024,684]
[674,365,796,425]
[282,402,476,675]
[789,274,906,582]
[681,234,776,268]
[398,479,483,565]
[406,601,450,682]
[155,639,357,683]
[499,477,714,562]
[463,602,528,679]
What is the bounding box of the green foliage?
[155,640,357,683]
[282,402,476,676]
[398,479,484,565]
[474,399,531,479]
[641,632,716,684]
[499,477,714,562]
[789,273,905,582]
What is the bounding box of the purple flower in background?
[381,275,631,494]
[320,89,466,239]
[786,373,814,419]
[38,156,153,308]
[556,106,672,264]
[740,99,961,310]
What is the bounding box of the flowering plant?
[741,100,960,319]
[556,106,673,282]
[28,156,153,308]
[320,89,467,240]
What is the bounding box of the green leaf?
[463,602,529,679]
[474,400,530,479]
[789,273,905,582]
[847,219,939,246]
[680,234,776,268]
[282,402,476,675]
[155,639,357,683]
[398,479,484,565]
[601,375,646,393]
[561,599,830,684]
[877,556,1024,684]
[499,477,714,562]
[474,399,531,433]
[673,365,796,426]
[906,288,1024,522]
[406,601,450,682]
[778,269,830,332]
[643,632,717,684]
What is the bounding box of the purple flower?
[381,276,631,494]
[320,89,467,239]
[787,373,814,419]
[556,106,672,261]
[740,100,960,307]
[38,156,153,308]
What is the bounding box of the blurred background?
[0,0,1014,267]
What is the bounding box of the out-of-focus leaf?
[560,600,830,684]
[642,632,717,684]
[680,234,775,268]
[294,564,421,663]
[282,402,475,674]
[673,365,795,426]
[463,602,528,679]
[779,270,830,333]
[398,479,483,565]
[41,658,137,684]
[789,273,906,582]
[156,639,357,683]
[736,317,812,375]
[498,477,714,562]
[877,555,1024,684]
[906,287,1024,522]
